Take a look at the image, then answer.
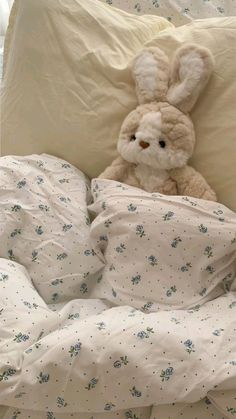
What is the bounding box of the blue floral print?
[85,377,99,390]
[38,204,50,212]
[57,252,68,260]
[136,225,145,237]
[113,356,129,368]
[227,407,236,415]
[137,327,154,339]
[14,332,30,343]
[84,249,96,256]
[131,275,141,285]
[23,301,38,309]
[57,397,68,408]
[199,288,207,296]
[112,288,117,297]
[204,246,213,258]
[0,273,8,282]
[99,235,108,242]
[51,293,59,302]
[0,368,17,381]
[171,236,182,248]
[198,224,208,233]
[62,224,72,232]
[184,340,195,354]
[11,204,21,212]
[125,410,139,419]
[147,255,158,266]
[163,211,174,221]
[68,340,82,357]
[36,176,44,184]
[166,286,177,297]
[17,179,26,189]
[127,203,137,212]
[160,367,174,382]
[51,278,63,286]
[80,283,88,294]
[10,229,21,238]
[96,322,106,330]
[213,329,224,336]
[104,402,116,411]
[11,411,21,419]
[35,226,44,235]
[141,301,153,312]
[68,313,80,320]
[8,249,16,261]
[129,386,142,397]
[180,263,192,272]
[31,250,38,262]
[37,372,50,384]
[206,265,215,274]
[115,243,126,253]
[59,178,69,184]
[104,219,112,228]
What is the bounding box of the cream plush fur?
[99,44,217,201]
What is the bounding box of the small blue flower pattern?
[0,164,236,418]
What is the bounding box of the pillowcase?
[89,179,236,311]
[145,17,236,212]
[0,154,104,303]
[1,0,172,174]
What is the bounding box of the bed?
[0,1,236,418]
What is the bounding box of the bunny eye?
[130,134,136,142]
[159,139,166,148]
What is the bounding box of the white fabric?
[0,167,236,418]
[89,179,236,311]
[2,258,236,416]
[0,154,103,303]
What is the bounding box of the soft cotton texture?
[0,154,103,303]
[89,179,235,310]
[1,233,236,417]
[0,160,236,419]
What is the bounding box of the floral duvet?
[0,154,236,419]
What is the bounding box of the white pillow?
[0,154,104,303]
[89,179,236,311]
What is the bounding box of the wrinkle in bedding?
[0,155,235,419]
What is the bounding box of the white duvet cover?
[0,155,236,419]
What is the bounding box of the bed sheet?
[101,0,236,26]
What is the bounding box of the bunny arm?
[99,157,140,188]
[169,165,217,201]
[99,156,130,181]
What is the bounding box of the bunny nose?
[139,140,150,149]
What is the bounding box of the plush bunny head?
[117,44,214,170]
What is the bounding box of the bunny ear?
[132,47,170,104]
[167,44,214,113]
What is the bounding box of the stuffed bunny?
[99,44,217,201]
